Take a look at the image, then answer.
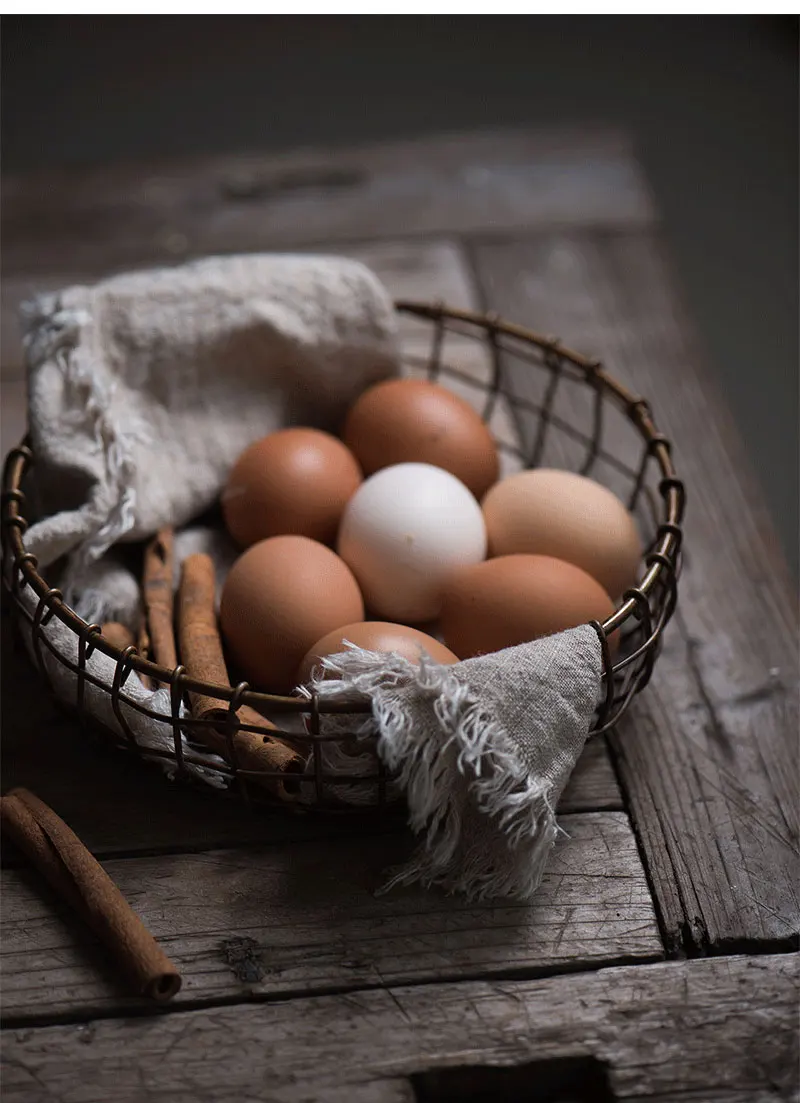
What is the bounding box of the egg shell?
[221,427,362,548]
[482,468,641,599]
[220,535,364,692]
[337,462,487,623]
[343,378,499,498]
[439,554,616,659]
[297,621,459,684]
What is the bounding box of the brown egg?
[297,621,459,683]
[220,536,364,692]
[343,378,499,498]
[221,428,362,548]
[439,554,616,659]
[482,469,641,599]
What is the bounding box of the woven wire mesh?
[1,302,685,811]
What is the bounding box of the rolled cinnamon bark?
[0,788,181,1001]
[143,527,177,673]
[101,621,136,652]
[136,616,157,691]
[178,553,306,799]
[104,621,157,692]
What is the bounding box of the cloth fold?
[23,253,398,593]
[307,624,603,900]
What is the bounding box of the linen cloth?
[23,253,398,593]
[306,627,603,900]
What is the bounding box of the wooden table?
[1,129,797,1102]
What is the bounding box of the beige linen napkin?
[23,253,398,596]
[307,625,603,901]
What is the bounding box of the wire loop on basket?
[111,645,140,749]
[31,587,63,697]
[656,520,684,553]
[587,620,615,732]
[13,551,38,584]
[226,682,252,806]
[6,516,29,537]
[76,622,103,717]
[169,664,187,775]
[1,488,26,510]
[1,301,684,811]
[308,690,324,805]
[579,377,604,477]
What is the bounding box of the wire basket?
[1,301,685,811]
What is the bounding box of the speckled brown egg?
[220,536,364,692]
[482,469,642,599]
[343,378,499,498]
[297,621,459,684]
[439,554,616,659]
[221,428,362,548]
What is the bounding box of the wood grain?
[472,231,799,952]
[0,812,660,1022]
[0,128,654,379]
[2,955,795,1101]
[559,736,619,812]
[1,128,654,278]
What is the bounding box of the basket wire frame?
[1,301,685,811]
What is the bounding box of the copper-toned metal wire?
[111,645,140,748]
[170,664,187,776]
[1,302,684,810]
[76,622,103,718]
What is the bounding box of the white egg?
[337,462,487,622]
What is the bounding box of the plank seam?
[0,948,667,1032]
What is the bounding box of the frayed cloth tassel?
[304,624,603,902]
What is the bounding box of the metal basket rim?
[1,299,685,720]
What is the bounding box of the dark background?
[2,15,797,573]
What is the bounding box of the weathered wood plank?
[0,378,26,450]
[472,231,800,952]
[0,129,654,377]
[1,128,654,280]
[2,955,795,1102]
[623,1096,788,1103]
[0,812,660,1021]
[559,736,619,811]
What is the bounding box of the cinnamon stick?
[178,553,305,800]
[0,788,181,1001]
[136,616,156,691]
[101,621,135,652]
[143,527,177,671]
